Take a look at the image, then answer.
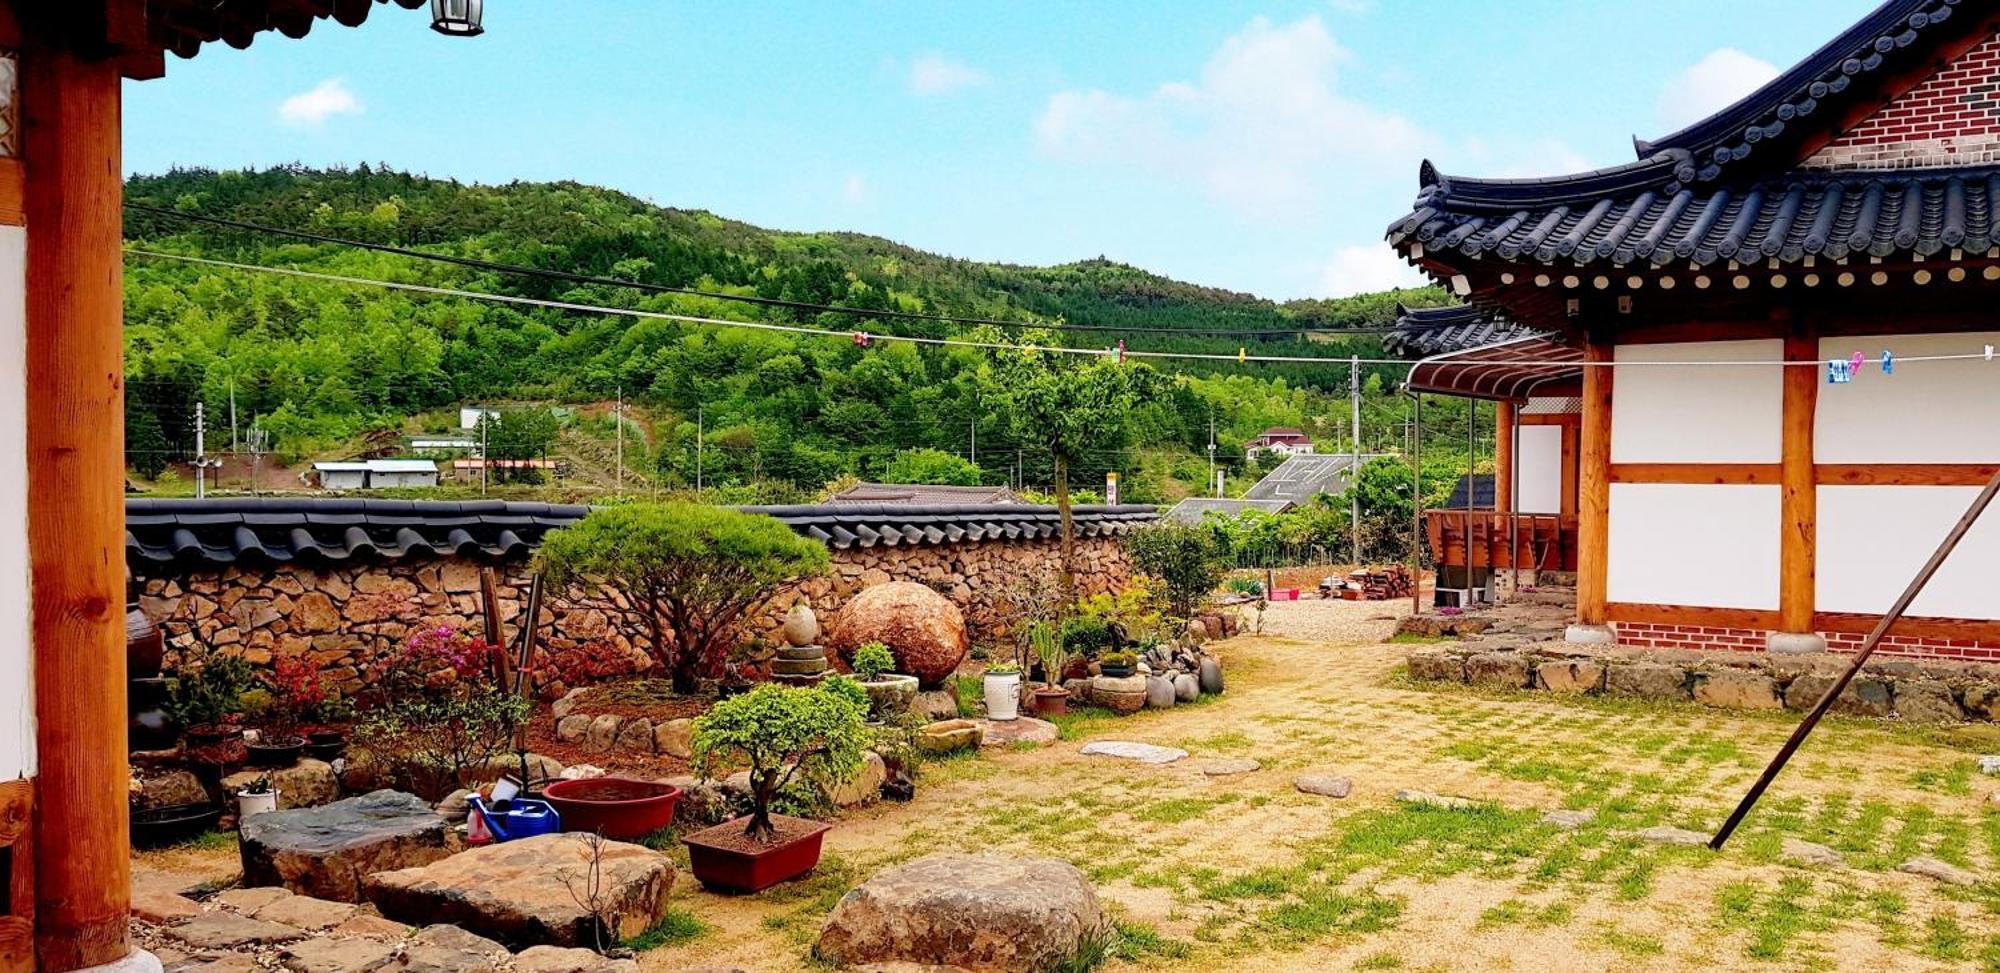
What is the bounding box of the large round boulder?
[827,582,968,687]
[815,855,1102,973]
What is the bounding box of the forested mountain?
[121,166,1460,502]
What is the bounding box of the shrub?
[538,503,831,693]
[1127,522,1226,618]
[353,624,528,801]
[1225,577,1265,597]
[852,642,896,681]
[691,678,870,842]
[1099,650,1138,669]
[1059,615,1113,657]
[167,647,256,730]
[259,656,326,742]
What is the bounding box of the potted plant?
[1098,650,1138,679]
[1029,621,1071,718]
[682,679,869,893]
[235,775,279,819]
[850,642,919,722]
[247,657,319,768]
[983,661,1022,721]
[167,648,255,748]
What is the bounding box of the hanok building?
[1391,0,2000,660]
[0,5,471,973]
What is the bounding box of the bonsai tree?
[852,642,896,682]
[166,645,256,732]
[1127,522,1227,618]
[538,503,831,693]
[985,331,1165,602]
[258,655,326,746]
[691,678,870,842]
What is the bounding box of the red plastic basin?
[541,777,683,840]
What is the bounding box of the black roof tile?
[1386,304,1543,358]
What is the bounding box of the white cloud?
[278,78,361,126]
[842,174,868,205]
[1034,15,1428,220]
[1315,244,1424,298]
[908,54,988,96]
[1657,48,1778,133]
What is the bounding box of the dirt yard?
[138,597,2000,971]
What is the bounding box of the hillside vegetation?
[122,166,1466,503]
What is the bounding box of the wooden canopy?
[17,0,426,80]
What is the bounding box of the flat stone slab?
[215,887,294,914]
[241,790,457,903]
[975,717,1058,748]
[364,834,675,949]
[1780,838,1844,868]
[1394,789,1474,810]
[1293,775,1352,798]
[253,895,359,932]
[1897,856,1979,886]
[816,854,1103,973]
[168,913,309,949]
[513,946,639,973]
[131,878,201,924]
[328,915,411,940]
[1636,826,1711,847]
[1541,809,1596,830]
[1078,741,1186,765]
[279,937,399,973]
[1199,758,1261,776]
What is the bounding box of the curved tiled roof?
[126,498,1158,571]
[1386,304,1543,358]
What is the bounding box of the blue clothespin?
[1880,350,1894,375]
[1827,359,1853,385]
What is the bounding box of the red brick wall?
[1804,32,2000,171]
[1612,621,2000,662]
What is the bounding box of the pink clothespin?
[1849,351,1865,375]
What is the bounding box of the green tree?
[882,448,983,486]
[479,408,561,484]
[691,678,869,842]
[126,400,172,480]
[537,503,831,693]
[1127,522,1225,617]
[986,330,1164,601]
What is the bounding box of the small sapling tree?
[691,679,869,842]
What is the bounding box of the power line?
[124,202,1400,339]
[124,248,2000,370]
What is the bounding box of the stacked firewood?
[1340,565,1413,601]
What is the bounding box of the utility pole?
[480,415,489,496]
[228,378,238,453]
[1206,413,1216,493]
[969,418,977,468]
[614,386,624,496]
[193,401,211,499]
[1350,355,1362,565]
[696,404,705,497]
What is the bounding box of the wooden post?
[23,28,132,972]
[1575,336,1614,627]
[1494,400,1515,516]
[1778,325,1818,640]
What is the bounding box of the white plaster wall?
[1815,331,2000,463]
[1607,483,1780,609]
[1611,339,1782,463]
[1819,486,2000,618]
[1515,425,1563,514]
[0,228,30,779]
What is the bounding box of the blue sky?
[124,1,1883,301]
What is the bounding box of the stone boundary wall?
[1406,643,2000,724]
[139,534,1133,700]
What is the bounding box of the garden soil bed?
[566,680,712,722]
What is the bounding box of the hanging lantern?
[431,0,485,37]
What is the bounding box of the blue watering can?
[469,796,561,843]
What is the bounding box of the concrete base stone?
[1535,660,1605,694]
[1693,670,1782,711]
[1765,632,1828,655]
[1465,652,1532,690]
[1607,663,1689,700]
[73,951,165,973]
[1565,624,1616,646]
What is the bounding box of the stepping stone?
[215,887,294,914]
[168,913,309,949]
[1979,755,2000,775]
[398,945,497,973]
[177,957,260,973]
[1897,857,1979,886]
[816,855,1101,973]
[1780,838,1844,868]
[976,717,1058,749]
[1294,774,1352,798]
[327,915,410,940]
[1200,758,1260,776]
[280,937,399,973]
[255,895,359,931]
[413,925,507,959]
[131,880,201,924]
[1636,826,1710,847]
[1541,809,1595,830]
[241,790,457,903]
[513,946,640,973]
[1078,741,1186,765]
[364,834,675,949]
[1394,789,1475,810]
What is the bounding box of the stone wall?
[138,534,1133,699]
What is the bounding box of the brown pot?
[126,580,164,679]
[1031,686,1070,718]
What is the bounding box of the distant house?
[1243,427,1315,461]
[451,458,561,480]
[314,459,440,491]
[411,437,480,450]
[828,482,1021,505]
[459,407,499,431]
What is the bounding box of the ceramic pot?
[983,671,1021,721]
[236,788,279,818]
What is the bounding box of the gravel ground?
[1251,594,1417,645]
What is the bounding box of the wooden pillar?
[1494,400,1516,515]
[22,27,131,973]
[1779,325,1818,636]
[1576,335,1614,627]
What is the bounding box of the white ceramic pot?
[237,789,279,819]
[984,671,1021,721]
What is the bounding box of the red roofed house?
[1243,427,1316,461]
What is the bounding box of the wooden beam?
[1576,335,1613,626]
[0,780,31,973]
[1813,611,2000,642]
[22,32,131,972]
[1516,413,1580,426]
[1610,463,1781,485]
[1494,400,1515,515]
[1779,328,1817,635]
[1815,464,2000,487]
[1607,602,1782,631]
